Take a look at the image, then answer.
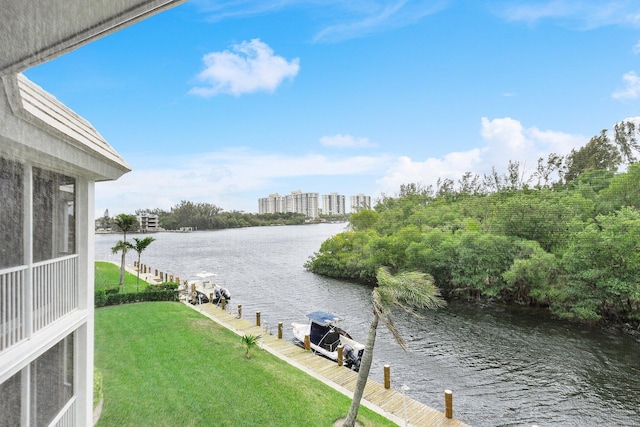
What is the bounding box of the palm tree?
[342,267,446,427]
[131,236,155,292]
[112,213,138,289]
[111,240,132,293]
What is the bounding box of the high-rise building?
[350,193,372,213]
[322,193,346,215]
[258,193,286,214]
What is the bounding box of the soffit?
[0,0,185,75]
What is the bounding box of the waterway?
[95,223,640,426]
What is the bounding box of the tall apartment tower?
[287,190,319,218]
[350,193,372,213]
[322,193,346,215]
[0,2,185,425]
[258,193,286,214]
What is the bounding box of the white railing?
[0,265,27,352]
[49,397,76,427]
[33,255,79,333]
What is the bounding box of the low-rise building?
[0,1,185,425]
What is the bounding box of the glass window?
[30,334,74,426]
[33,168,75,262]
[0,157,24,269]
[0,371,21,427]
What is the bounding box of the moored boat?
[187,271,231,305]
[292,311,365,371]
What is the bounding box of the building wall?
[0,74,119,427]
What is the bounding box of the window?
[0,372,21,427]
[30,334,74,426]
[33,168,75,263]
[0,157,24,269]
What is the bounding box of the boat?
[187,271,231,305]
[291,311,365,371]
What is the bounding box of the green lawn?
[95,261,149,293]
[95,302,396,427]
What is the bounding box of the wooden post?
[444,390,453,418]
[384,365,391,389]
[169,274,174,282]
[221,298,226,310]
[337,345,344,366]
[304,334,310,350]
[143,265,147,274]
[256,311,261,326]
[155,269,158,277]
[209,293,213,303]
[175,277,180,284]
[237,304,242,318]
[277,322,283,339]
[160,272,164,281]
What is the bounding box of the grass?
[95,261,149,293]
[95,302,396,427]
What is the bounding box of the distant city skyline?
[259,191,371,217]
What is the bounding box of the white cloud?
[192,1,448,43]
[319,134,376,148]
[634,40,640,54]
[189,39,300,97]
[612,71,640,100]
[96,118,589,216]
[496,1,640,29]
[376,117,586,196]
[95,148,392,215]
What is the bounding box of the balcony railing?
[0,255,79,353]
[0,265,27,352]
[33,255,78,333]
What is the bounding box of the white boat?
[187,271,231,305]
[292,311,365,371]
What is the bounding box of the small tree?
[241,334,261,358]
[112,213,138,289]
[131,237,156,292]
[343,267,446,427]
[111,240,132,293]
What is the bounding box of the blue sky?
[25,0,640,215]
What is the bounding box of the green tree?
[111,240,132,293]
[342,267,445,426]
[112,213,138,289]
[565,130,621,183]
[130,237,156,292]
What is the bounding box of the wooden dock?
[187,301,469,427]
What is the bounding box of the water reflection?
[95,224,640,426]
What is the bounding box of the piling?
[256,311,261,326]
[337,345,343,366]
[384,365,391,389]
[221,298,226,310]
[304,334,310,350]
[277,322,283,339]
[444,390,453,418]
[237,304,242,319]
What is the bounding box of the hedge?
[95,290,180,307]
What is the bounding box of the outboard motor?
[343,344,361,372]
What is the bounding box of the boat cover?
[307,311,342,326]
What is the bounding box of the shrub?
[95,290,180,307]
[145,282,180,292]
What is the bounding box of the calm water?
[96,224,640,426]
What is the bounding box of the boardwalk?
[187,301,469,427]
